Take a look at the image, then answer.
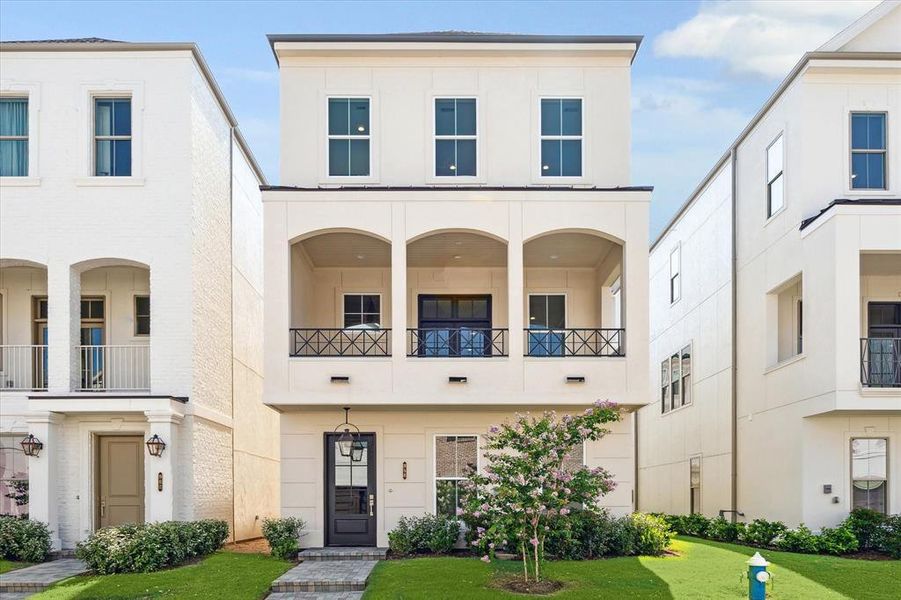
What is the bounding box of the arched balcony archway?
[523,230,624,357]
[0,259,49,390]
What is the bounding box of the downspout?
[633,408,639,512]
[730,147,739,521]
[229,126,237,540]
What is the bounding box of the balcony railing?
[78,345,150,391]
[407,328,508,357]
[524,328,625,357]
[861,338,901,388]
[290,328,391,357]
[0,345,48,391]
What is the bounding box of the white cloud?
[653,0,880,78]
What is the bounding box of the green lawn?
[32,551,292,600]
[0,559,31,574]
[364,537,901,599]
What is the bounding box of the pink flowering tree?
[459,401,620,583]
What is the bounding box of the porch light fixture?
[335,407,365,462]
[145,434,166,457]
[20,434,43,457]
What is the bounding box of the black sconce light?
[335,407,365,462]
[145,434,166,457]
[20,434,43,457]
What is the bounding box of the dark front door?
[417,294,492,356]
[867,302,901,386]
[325,432,376,546]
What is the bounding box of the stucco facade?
[638,3,901,529]
[0,41,278,548]
[264,33,650,547]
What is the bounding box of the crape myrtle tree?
[459,400,620,583]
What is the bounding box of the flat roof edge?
[261,185,653,192]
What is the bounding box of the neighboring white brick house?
[0,39,279,548]
[637,2,901,528]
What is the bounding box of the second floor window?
[343,294,380,328]
[851,112,886,190]
[661,344,691,413]
[540,98,582,177]
[435,98,476,176]
[134,295,150,336]
[328,98,370,177]
[766,134,784,217]
[670,245,681,303]
[94,98,131,176]
[0,97,28,177]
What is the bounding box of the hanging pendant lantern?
[334,407,364,462]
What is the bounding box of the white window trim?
[339,292,383,329]
[0,82,41,183]
[844,107,894,197]
[669,243,681,305]
[428,95,483,183]
[848,436,890,515]
[432,433,480,517]
[765,132,785,222]
[133,293,150,338]
[532,94,587,184]
[77,82,144,184]
[322,94,378,184]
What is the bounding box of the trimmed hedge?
[388,514,460,556]
[261,517,306,560]
[75,519,229,574]
[0,516,52,563]
[543,511,672,559]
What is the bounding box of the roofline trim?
[799,198,901,231]
[260,185,653,192]
[0,40,268,185]
[649,50,901,251]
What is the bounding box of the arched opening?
[76,260,151,391]
[0,259,48,391]
[406,230,508,357]
[523,231,624,357]
[290,230,391,356]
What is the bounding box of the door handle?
[100,499,106,518]
[369,494,374,517]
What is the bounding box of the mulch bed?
[223,538,271,554]
[492,576,565,595]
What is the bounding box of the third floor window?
[94,98,132,176]
[851,112,886,190]
[540,98,582,177]
[766,133,784,218]
[328,97,370,177]
[435,98,476,176]
[0,97,28,177]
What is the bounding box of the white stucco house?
[0,39,279,550]
[637,2,901,529]
[262,32,651,547]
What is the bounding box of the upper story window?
[766,134,784,218]
[435,98,476,177]
[540,98,582,177]
[661,344,691,414]
[94,98,132,176]
[134,295,150,336]
[669,245,681,304]
[343,294,380,328]
[851,112,887,190]
[0,97,28,177]
[328,98,370,177]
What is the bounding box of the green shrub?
[706,516,744,542]
[775,524,819,554]
[739,519,786,547]
[544,511,670,559]
[874,515,901,559]
[75,519,229,574]
[0,516,52,562]
[816,524,859,555]
[844,508,885,551]
[261,517,306,560]
[388,514,460,556]
[628,512,672,556]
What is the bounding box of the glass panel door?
[326,433,376,546]
[868,303,901,386]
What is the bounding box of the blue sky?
[0,0,878,237]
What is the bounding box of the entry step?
[299,547,387,561]
[267,593,363,600]
[271,560,378,593]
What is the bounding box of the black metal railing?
[290,328,391,357]
[861,337,901,387]
[524,328,625,357]
[407,328,508,357]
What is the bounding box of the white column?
[507,201,524,365]
[47,262,80,393]
[391,202,407,366]
[264,203,291,402]
[25,411,64,550]
[144,410,182,523]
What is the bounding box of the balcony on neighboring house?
[859,254,901,389]
[0,261,48,391]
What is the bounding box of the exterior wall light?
[20,433,43,457]
[335,407,365,462]
[145,434,166,457]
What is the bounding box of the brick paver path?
[0,558,86,594]
[268,547,387,599]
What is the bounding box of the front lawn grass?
[365,536,901,599]
[0,559,32,574]
[32,551,292,600]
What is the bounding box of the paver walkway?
[0,558,86,596]
[268,547,386,600]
